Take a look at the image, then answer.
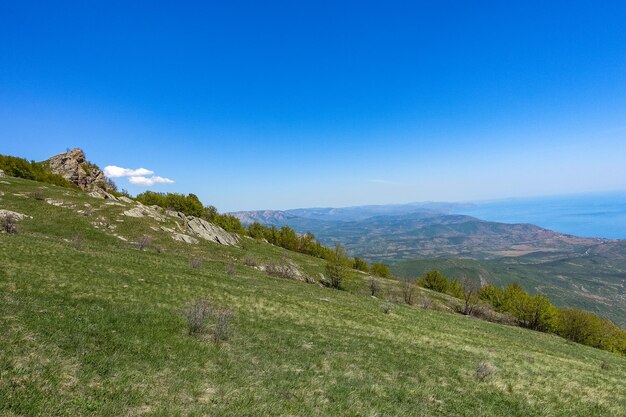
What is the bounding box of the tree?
[370,263,392,278]
[247,222,266,239]
[325,244,349,289]
[353,257,369,272]
[368,277,382,297]
[418,270,448,293]
[402,278,416,305]
[446,279,464,299]
[278,226,299,251]
[459,277,480,316]
[478,284,504,309]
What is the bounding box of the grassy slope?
[1,177,625,417]
[392,256,626,328]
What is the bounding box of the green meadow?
[1,177,625,416]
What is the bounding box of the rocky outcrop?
[0,209,30,221]
[0,169,5,177]
[45,148,108,191]
[123,204,167,222]
[167,210,238,246]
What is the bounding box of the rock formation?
[45,148,108,192]
[0,169,5,177]
[167,210,239,246]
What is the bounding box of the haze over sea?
[454,191,626,239]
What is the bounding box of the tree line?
[135,191,393,276]
[417,269,626,355]
[0,155,75,188]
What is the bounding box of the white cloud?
[128,176,175,186]
[104,165,154,178]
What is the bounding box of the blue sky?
[1,1,625,211]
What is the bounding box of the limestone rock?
[45,148,108,192]
[0,209,30,221]
[122,204,166,222]
[167,210,238,246]
[172,233,199,244]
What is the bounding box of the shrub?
[418,270,449,293]
[324,244,349,289]
[371,263,392,278]
[418,296,433,309]
[353,257,369,272]
[136,235,152,251]
[475,361,495,381]
[212,308,233,344]
[459,277,480,316]
[225,263,236,276]
[184,298,213,335]
[243,256,258,267]
[381,303,393,314]
[402,279,416,305]
[72,234,83,250]
[369,277,382,297]
[1,213,18,234]
[34,188,45,201]
[600,361,611,371]
[190,257,203,269]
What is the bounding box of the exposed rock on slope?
[167,211,239,246]
[45,148,108,191]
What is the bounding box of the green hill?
[1,177,625,416]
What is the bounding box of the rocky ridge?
[45,148,108,192]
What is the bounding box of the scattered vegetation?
[401,278,416,305]
[224,262,236,276]
[324,244,349,289]
[0,213,18,234]
[136,235,152,251]
[183,298,213,335]
[381,303,393,314]
[71,233,83,251]
[33,188,45,201]
[416,269,626,355]
[371,262,392,278]
[368,277,382,297]
[476,361,495,381]
[190,257,203,269]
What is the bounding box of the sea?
[453,191,626,239]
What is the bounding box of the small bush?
[475,361,495,381]
[184,298,213,335]
[600,361,611,371]
[243,256,258,267]
[72,234,83,250]
[190,257,203,269]
[225,263,236,276]
[418,296,433,309]
[402,279,416,305]
[381,303,393,314]
[1,213,18,234]
[137,235,152,251]
[34,189,45,201]
[212,308,233,344]
[369,277,382,297]
[154,246,163,254]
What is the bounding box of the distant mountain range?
[231,203,626,326]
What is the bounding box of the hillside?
[1,176,626,416]
[232,208,626,326]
